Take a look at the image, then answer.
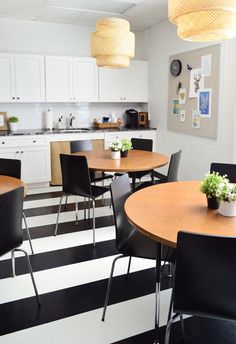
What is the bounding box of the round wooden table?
[73,149,168,172]
[0,175,27,195]
[125,180,236,248]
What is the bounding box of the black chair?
[0,158,34,254]
[70,140,113,184]
[102,174,175,321]
[54,154,108,246]
[165,231,236,344]
[135,150,182,192]
[115,138,154,190]
[210,162,236,182]
[0,187,40,305]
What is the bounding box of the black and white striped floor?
[0,185,236,344]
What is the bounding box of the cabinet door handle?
[16,151,19,154]
[1,142,5,144]
[21,150,23,154]
[124,97,126,100]
[12,97,15,100]
[17,97,20,100]
[33,140,36,143]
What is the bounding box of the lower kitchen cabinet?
[0,144,50,184]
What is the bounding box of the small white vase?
[9,123,18,131]
[219,201,236,217]
[111,150,120,160]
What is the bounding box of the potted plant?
[200,171,228,209]
[121,139,133,158]
[110,140,122,160]
[216,181,236,217]
[8,116,19,131]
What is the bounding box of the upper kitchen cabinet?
[0,53,45,102]
[45,56,98,102]
[99,60,148,102]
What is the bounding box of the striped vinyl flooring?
[0,185,236,344]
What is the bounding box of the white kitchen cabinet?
[104,130,157,150]
[0,53,45,102]
[99,60,148,102]
[0,138,50,184]
[45,56,98,102]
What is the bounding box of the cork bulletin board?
[167,44,221,139]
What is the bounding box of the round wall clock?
[170,59,182,76]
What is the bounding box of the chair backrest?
[0,187,24,256]
[167,150,182,182]
[131,138,153,152]
[110,174,134,250]
[0,158,21,179]
[210,162,236,183]
[173,231,236,321]
[70,140,92,153]
[60,154,92,197]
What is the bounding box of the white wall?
[148,20,236,180]
[0,18,147,129]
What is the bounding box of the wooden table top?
[0,175,27,195]
[125,180,236,248]
[72,149,168,172]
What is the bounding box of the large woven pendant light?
[168,0,236,41]
[91,17,135,68]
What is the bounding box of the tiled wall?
[148,21,236,180]
[0,18,148,129]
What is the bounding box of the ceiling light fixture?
[91,18,135,68]
[168,0,236,41]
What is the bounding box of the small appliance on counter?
[138,112,149,128]
[125,109,139,129]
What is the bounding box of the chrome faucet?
[69,113,76,129]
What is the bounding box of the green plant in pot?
[110,140,122,160]
[121,139,133,158]
[200,171,229,209]
[216,181,236,217]
[8,116,19,132]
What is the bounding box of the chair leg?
[165,313,180,344]
[125,256,132,279]
[22,212,34,255]
[64,195,68,210]
[154,243,162,344]
[102,254,125,321]
[75,196,79,225]
[102,178,105,203]
[168,263,172,278]
[14,248,41,306]
[92,199,95,246]
[167,288,174,322]
[11,250,15,277]
[84,197,86,220]
[180,314,186,341]
[54,194,64,236]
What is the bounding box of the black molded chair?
[165,231,236,343]
[210,162,236,183]
[135,150,182,192]
[0,158,34,254]
[0,187,40,305]
[54,154,108,246]
[102,174,175,321]
[70,140,113,184]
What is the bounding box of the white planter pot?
[111,150,120,160]
[219,201,236,217]
[9,123,18,131]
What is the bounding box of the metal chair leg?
[167,288,174,322]
[92,199,95,246]
[11,250,15,277]
[22,211,34,254]
[14,248,41,306]
[180,314,186,341]
[64,195,68,210]
[84,197,86,220]
[165,313,180,344]
[126,256,132,279]
[102,254,124,321]
[54,194,64,236]
[168,263,172,278]
[154,243,162,344]
[75,196,79,225]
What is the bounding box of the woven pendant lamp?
[91,18,135,68]
[168,0,236,41]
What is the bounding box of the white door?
[121,61,148,102]
[0,54,16,102]
[0,147,19,160]
[73,58,98,102]
[15,55,45,102]
[45,56,73,102]
[21,146,50,183]
[98,68,121,102]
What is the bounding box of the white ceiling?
[0,0,168,31]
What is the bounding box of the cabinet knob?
[1,142,5,144]
[16,151,19,154]
[12,97,15,100]
[33,140,36,143]
[124,97,126,100]
[21,151,23,154]
[17,97,20,100]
